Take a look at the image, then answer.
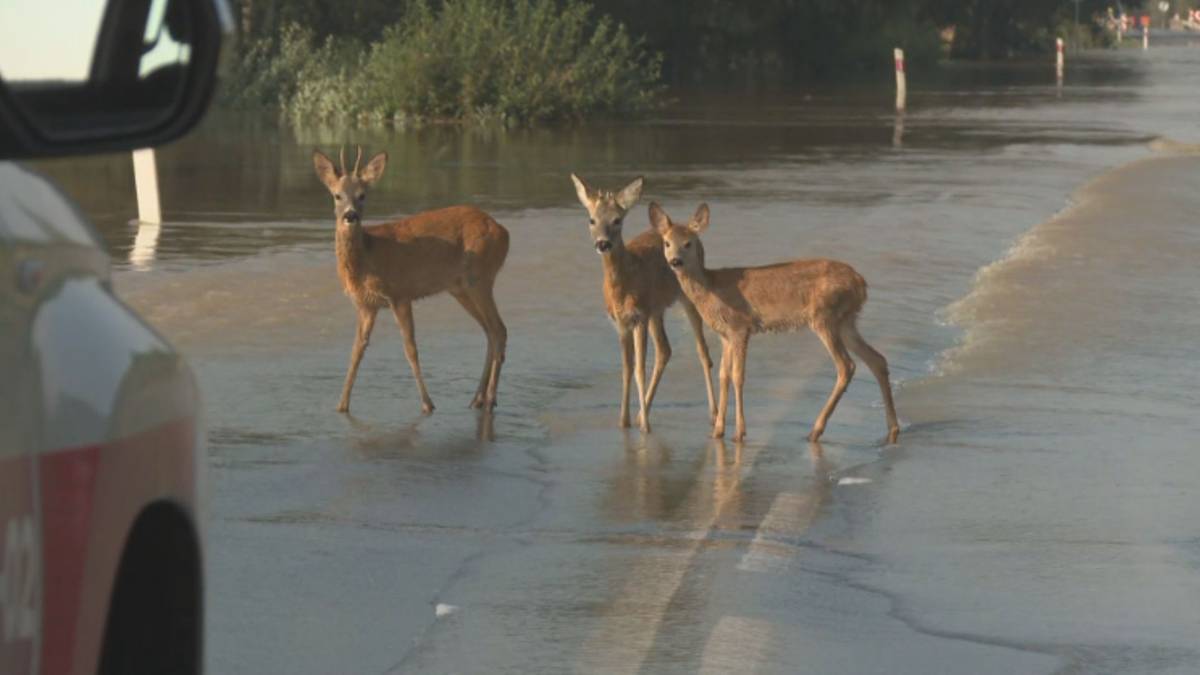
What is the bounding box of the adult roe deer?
[650,202,900,444]
[570,174,716,431]
[314,146,509,414]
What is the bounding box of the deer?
[650,202,900,444]
[313,146,509,416]
[570,174,716,431]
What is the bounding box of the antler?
[353,145,364,176]
[338,145,347,177]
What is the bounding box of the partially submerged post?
[1142,15,1150,50]
[1055,37,1064,90]
[894,48,906,112]
[132,148,162,224]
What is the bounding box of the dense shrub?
[221,0,663,125]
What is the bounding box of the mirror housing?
[0,0,231,159]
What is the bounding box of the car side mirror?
[0,0,231,159]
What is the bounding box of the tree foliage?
[223,0,1129,122]
[224,0,662,124]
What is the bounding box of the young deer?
[570,174,716,431]
[650,202,900,444]
[314,146,509,415]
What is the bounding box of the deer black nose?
[669,258,683,267]
[343,210,359,224]
[595,240,612,253]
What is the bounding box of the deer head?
[570,173,644,254]
[313,145,388,227]
[650,202,708,274]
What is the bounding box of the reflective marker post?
[894,48,906,113]
[132,148,162,225]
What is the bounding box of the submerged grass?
[222,0,663,125]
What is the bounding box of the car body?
[0,162,204,675]
[0,0,228,672]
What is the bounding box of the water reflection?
[342,410,498,459]
[128,219,161,270]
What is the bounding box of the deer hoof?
[712,426,725,439]
[336,403,349,414]
[887,427,900,444]
[421,401,436,415]
[807,429,823,442]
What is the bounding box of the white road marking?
[575,442,763,674]
[698,616,773,675]
[736,490,823,573]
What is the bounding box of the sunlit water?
[36,43,1200,673]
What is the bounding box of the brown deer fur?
[314,146,509,415]
[651,202,899,443]
[570,174,716,430]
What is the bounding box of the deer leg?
[681,298,717,420]
[730,334,750,442]
[810,325,856,442]
[843,322,900,444]
[391,301,435,415]
[633,321,650,431]
[644,314,672,422]
[713,339,732,438]
[472,283,507,408]
[618,326,634,428]
[337,306,378,413]
[451,289,493,409]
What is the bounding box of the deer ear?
[313,150,340,191]
[648,202,671,235]
[689,203,710,234]
[570,173,595,209]
[360,152,388,186]
[615,176,643,211]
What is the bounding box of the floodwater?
[39,42,1200,674]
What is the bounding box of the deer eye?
[588,218,595,225]
[684,241,692,249]
[614,218,623,226]
[335,194,343,201]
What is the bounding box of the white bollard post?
[894,47,906,112]
[1143,24,1149,50]
[1055,37,1064,82]
[132,148,162,224]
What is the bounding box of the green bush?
[221,0,663,125]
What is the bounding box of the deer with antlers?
[314,146,510,415]
[570,174,716,431]
[650,202,900,444]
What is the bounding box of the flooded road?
[37,44,1200,673]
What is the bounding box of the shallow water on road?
[35,45,1200,673]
